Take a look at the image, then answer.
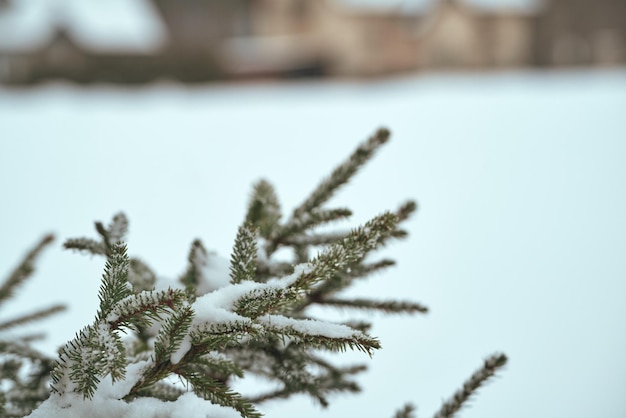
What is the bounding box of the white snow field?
[1,69,625,417]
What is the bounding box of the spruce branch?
[394,403,417,418]
[270,208,352,252]
[128,258,157,293]
[318,298,428,314]
[96,242,132,321]
[230,223,258,285]
[95,212,128,250]
[0,341,51,363]
[291,127,390,219]
[63,238,107,255]
[234,286,298,319]
[0,305,66,331]
[396,200,418,222]
[130,382,184,401]
[180,239,213,301]
[281,231,350,247]
[178,367,262,418]
[154,305,194,364]
[291,212,398,293]
[51,322,127,398]
[0,234,54,306]
[258,315,381,356]
[300,259,397,309]
[245,179,282,239]
[106,288,186,329]
[433,353,508,418]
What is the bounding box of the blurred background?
[1,1,625,418]
[1,0,625,84]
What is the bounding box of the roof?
[338,0,541,14]
[0,0,166,53]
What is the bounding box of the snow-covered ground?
[1,69,625,418]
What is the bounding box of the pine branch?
[394,403,417,418]
[299,259,396,310]
[190,354,245,380]
[0,234,54,306]
[130,382,184,401]
[63,238,107,255]
[433,353,508,418]
[178,368,262,418]
[180,239,212,301]
[97,243,132,321]
[269,208,352,252]
[245,179,282,239]
[281,231,350,247]
[318,298,428,314]
[396,200,418,222]
[154,305,194,364]
[234,286,298,319]
[230,223,258,284]
[106,213,129,244]
[128,258,156,293]
[257,315,381,356]
[0,304,66,331]
[0,341,51,363]
[51,322,127,398]
[291,127,390,219]
[291,212,398,293]
[106,288,186,329]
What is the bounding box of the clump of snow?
[29,359,243,418]
[170,263,314,364]
[28,391,240,418]
[258,314,360,339]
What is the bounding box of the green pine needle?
[230,223,258,284]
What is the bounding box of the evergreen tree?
[1,128,507,417]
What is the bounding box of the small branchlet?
[245,179,282,239]
[0,234,54,306]
[180,239,216,302]
[128,258,157,293]
[291,212,399,293]
[433,353,508,418]
[64,213,128,256]
[394,403,417,418]
[97,243,132,322]
[0,305,66,331]
[230,223,258,285]
[318,298,428,314]
[270,208,352,253]
[291,127,390,219]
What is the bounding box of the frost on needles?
[1,128,507,418]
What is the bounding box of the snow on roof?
[0,0,166,53]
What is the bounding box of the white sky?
[1,70,626,418]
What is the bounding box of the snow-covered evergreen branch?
[2,127,508,417]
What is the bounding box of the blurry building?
[415,0,536,70]
[0,0,167,84]
[0,0,624,85]
[534,0,626,67]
